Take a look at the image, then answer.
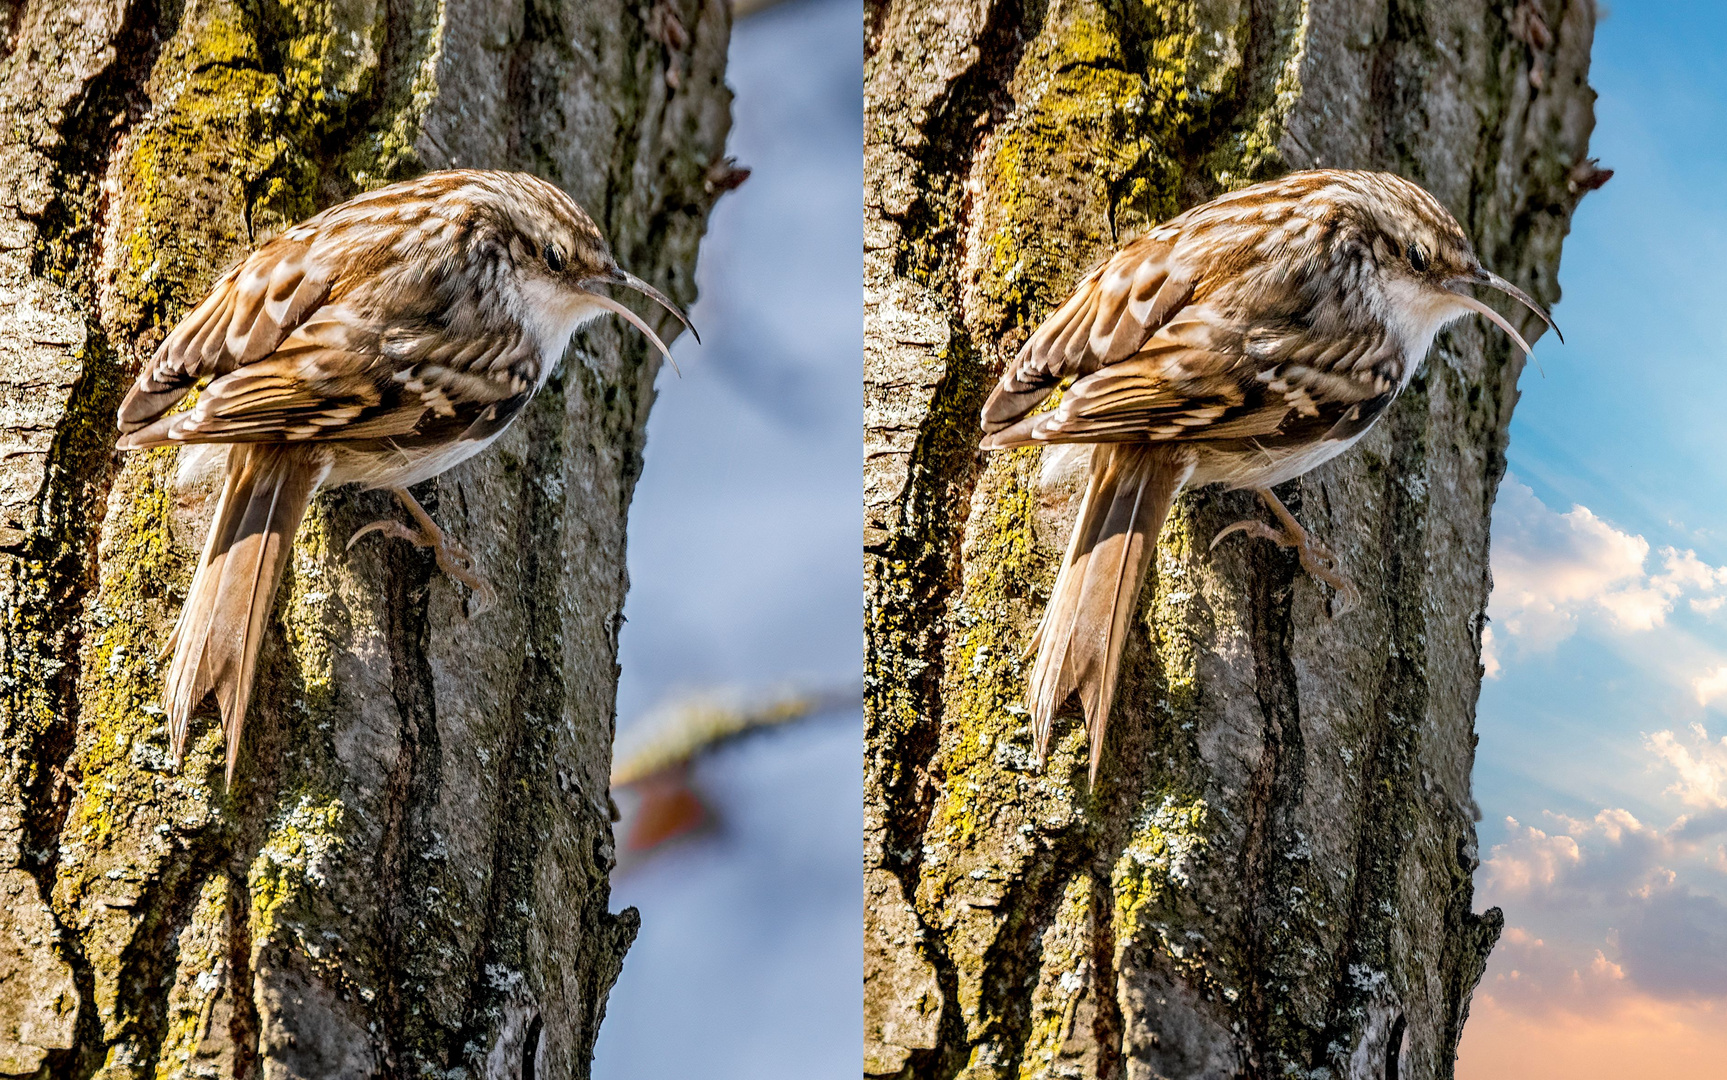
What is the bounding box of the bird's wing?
[982,306,1406,448]
[115,306,542,449]
[980,236,1195,434]
[118,233,338,433]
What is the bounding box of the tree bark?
[864,1,1595,1077]
[0,0,729,1075]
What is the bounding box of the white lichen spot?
[255,795,347,892]
[194,965,224,995]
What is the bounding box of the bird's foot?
[1210,507,1360,616]
[348,492,496,613]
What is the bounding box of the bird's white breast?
[1192,433,1362,492]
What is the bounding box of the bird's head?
[1341,171,1559,355]
[494,172,699,368]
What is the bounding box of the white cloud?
[1483,818,1584,897]
[1486,477,1727,672]
[1483,809,1674,908]
[1481,625,1502,679]
[1648,724,1727,808]
[1694,670,1727,709]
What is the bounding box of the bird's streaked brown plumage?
[983,169,1557,781]
[118,169,695,783]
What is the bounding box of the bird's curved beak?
[1445,267,1562,357]
[580,267,700,375]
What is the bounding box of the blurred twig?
[611,682,860,856]
[612,682,857,786]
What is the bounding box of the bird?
[115,169,695,783]
[979,169,1556,782]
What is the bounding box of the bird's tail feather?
[163,444,327,783]
[1027,443,1193,782]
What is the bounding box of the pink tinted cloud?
[1473,728,1727,1027]
[1464,907,1727,1078]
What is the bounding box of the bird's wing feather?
[980,236,1194,433]
[116,306,540,448]
[118,234,341,432]
[982,306,1405,448]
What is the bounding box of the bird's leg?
[1210,487,1360,614]
[347,487,497,612]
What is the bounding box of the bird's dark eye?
[1407,242,1429,273]
[544,243,566,273]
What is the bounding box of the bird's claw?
[430,538,497,614]
[1293,538,1360,616]
[346,518,415,551]
[1210,514,1360,616]
[1209,518,1282,551]
[347,515,497,615]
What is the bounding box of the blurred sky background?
[1456,5,1727,1077]
[592,0,861,1077]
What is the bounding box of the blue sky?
[1496,3,1727,554]
[1462,4,1727,1072]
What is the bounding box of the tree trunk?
[0,0,729,1075]
[864,1,1595,1077]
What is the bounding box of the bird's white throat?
[516,277,613,382]
[1376,274,1476,378]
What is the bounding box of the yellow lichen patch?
[1109,791,1233,1005]
[279,498,344,721]
[249,794,344,917]
[924,451,1049,861]
[1110,793,1207,939]
[59,453,192,836]
[156,874,240,1076]
[969,0,1231,328]
[113,3,280,322]
[966,0,1311,338]
[55,448,216,1042]
[72,455,188,773]
[1145,498,1207,723]
[1017,874,1102,1078]
[106,0,437,330]
[247,792,360,990]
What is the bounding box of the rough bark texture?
[0,0,729,1075]
[864,1,1595,1078]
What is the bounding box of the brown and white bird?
[980,169,1556,781]
[117,169,694,782]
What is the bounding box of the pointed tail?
[1027,443,1194,782]
[163,444,327,783]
